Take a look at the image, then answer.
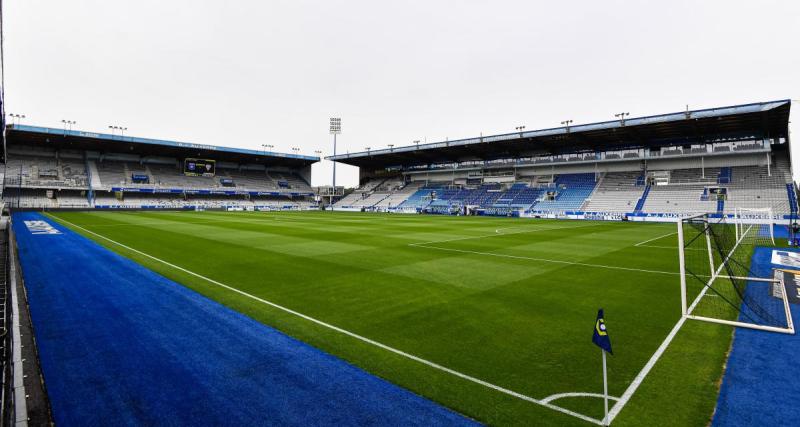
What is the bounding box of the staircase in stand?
[634,185,651,212]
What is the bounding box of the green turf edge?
[45,212,733,426]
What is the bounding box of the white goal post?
[734,207,775,245]
[677,213,794,334]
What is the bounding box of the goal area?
[678,214,794,334]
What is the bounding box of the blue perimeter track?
[712,246,800,426]
[12,212,478,426]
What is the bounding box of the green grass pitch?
[46,210,735,426]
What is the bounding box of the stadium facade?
[0,100,795,223]
[328,100,796,222]
[1,125,319,210]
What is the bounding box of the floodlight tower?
[329,117,341,207]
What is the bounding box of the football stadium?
[2,2,800,426]
[1,99,799,426]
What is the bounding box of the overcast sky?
[4,0,799,187]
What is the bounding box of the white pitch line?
[413,245,680,276]
[46,214,606,426]
[637,244,705,251]
[542,392,621,404]
[61,212,400,233]
[605,311,689,424]
[495,226,527,234]
[605,222,753,424]
[410,222,604,246]
[634,231,677,247]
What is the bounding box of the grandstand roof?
[327,99,791,170]
[4,125,320,167]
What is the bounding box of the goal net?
[678,214,794,334]
[735,207,775,246]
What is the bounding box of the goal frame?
[677,213,794,334]
[734,207,775,245]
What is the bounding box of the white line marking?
[606,310,689,423]
[495,226,525,234]
[46,213,606,426]
[412,245,680,277]
[634,231,676,247]
[606,222,753,423]
[412,223,685,277]
[542,392,621,404]
[410,222,605,246]
[637,245,705,251]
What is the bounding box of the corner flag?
[593,309,613,426]
[592,309,613,355]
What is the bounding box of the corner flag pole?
[592,308,612,426]
[602,349,609,426]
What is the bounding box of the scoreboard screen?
[184,158,216,176]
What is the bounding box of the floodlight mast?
[329,118,341,208]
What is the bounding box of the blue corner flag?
[592,309,613,355]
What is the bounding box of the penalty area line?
[411,222,604,247]
[45,214,607,426]
[412,244,681,277]
[634,231,677,247]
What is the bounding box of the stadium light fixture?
[62,119,76,131]
[8,113,26,125]
[388,144,394,151]
[515,125,526,136]
[561,119,573,133]
[329,118,341,206]
[365,146,371,154]
[614,112,629,125]
[108,125,127,137]
[413,140,420,149]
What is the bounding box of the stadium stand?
[334,156,795,219]
[397,185,445,210]
[530,173,597,213]
[373,181,423,209]
[3,125,319,210]
[335,177,418,210]
[328,100,795,221]
[641,169,721,214]
[2,100,796,220]
[581,172,645,213]
[722,159,794,215]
